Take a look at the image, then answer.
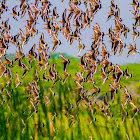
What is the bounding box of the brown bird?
[63,71,71,85]
[54,21,61,36]
[51,34,61,53]
[111,0,117,9]
[51,7,59,19]
[39,32,47,48]
[100,67,108,84]
[132,27,140,42]
[15,72,21,88]
[121,104,128,122]
[17,59,30,79]
[91,82,100,96]
[19,1,29,19]
[37,52,49,71]
[47,66,56,82]
[77,40,85,56]
[100,59,110,73]
[130,0,139,10]
[11,5,19,21]
[78,53,87,70]
[127,43,138,57]
[14,46,25,60]
[124,67,132,79]
[1,18,10,33]
[103,93,109,108]
[129,101,139,120]
[59,8,67,28]
[122,25,130,39]
[72,0,81,6]
[123,86,132,106]
[0,59,6,78]
[75,80,84,93]
[114,64,124,83]
[73,71,85,85]
[41,71,49,82]
[59,54,70,72]
[118,42,126,56]
[4,57,13,67]
[107,6,115,21]
[32,85,39,102]
[100,43,110,60]
[44,96,50,106]
[26,44,37,68]
[26,82,32,95]
[67,2,75,20]
[109,83,117,103]
[31,3,40,20]
[33,69,39,82]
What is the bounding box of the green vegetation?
[0,54,140,140]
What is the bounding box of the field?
[0,54,140,140]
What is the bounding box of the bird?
[59,54,70,73]
[51,34,61,53]
[107,5,115,21]
[129,101,139,120]
[75,80,84,93]
[4,57,13,67]
[123,86,132,106]
[51,7,59,19]
[11,5,19,21]
[47,66,56,82]
[127,43,138,57]
[15,72,21,88]
[26,44,37,68]
[77,40,85,56]
[124,67,132,79]
[0,59,6,78]
[121,104,128,122]
[109,83,117,103]
[63,71,71,85]
[91,83,100,96]
[100,67,108,84]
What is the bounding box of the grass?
[0,54,140,140]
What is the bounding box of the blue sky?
[2,0,140,64]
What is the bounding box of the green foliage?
[0,55,140,140]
